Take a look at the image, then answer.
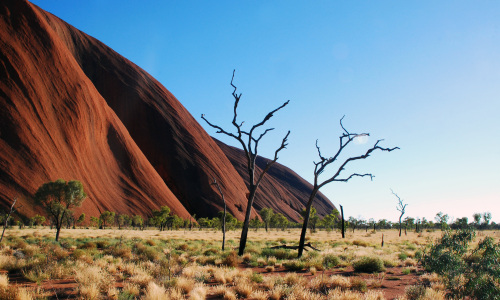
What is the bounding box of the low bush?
[421,227,500,299]
[283,260,305,271]
[322,254,340,269]
[352,240,369,247]
[352,257,385,273]
[250,272,264,283]
[405,284,426,300]
[260,248,295,260]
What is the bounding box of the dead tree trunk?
[393,190,407,238]
[202,70,290,256]
[340,205,345,239]
[0,198,22,244]
[297,117,399,258]
[211,177,226,251]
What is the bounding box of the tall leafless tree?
[392,189,407,237]
[297,117,399,258]
[0,198,22,243]
[211,177,227,251]
[202,70,290,255]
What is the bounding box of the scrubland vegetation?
[0,226,498,299]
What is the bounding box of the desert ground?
[0,228,498,299]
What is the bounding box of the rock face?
[0,0,334,222]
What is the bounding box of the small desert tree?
[321,209,338,232]
[297,117,398,258]
[473,213,482,229]
[132,215,143,229]
[76,213,85,228]
[117,214,131,229]
[436,211,449,231]
[34,179,86,241]
[301,207,319,232]
[31,215,46,227]
[100,211,115,229]
[482,212,492,229]
[260,208,274,232]
[202,70,290,255]
[392,190,407,237]
[152,206,171,231]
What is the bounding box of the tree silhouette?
[202,70,290,255]
[392,189,407,237]
[297,117,399,258]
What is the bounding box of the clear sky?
[30,1,500,223]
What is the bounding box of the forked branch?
[298,116,399,257]
[201,70,291,256]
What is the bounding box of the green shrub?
[72,249,86,259]
[96,240,110,249]
[283,260,305,271]
[261,248,295,260]
[398,252,408,260]
[352,257,385,273]
[203,248,219,256]
[405,285,426,300]
[322,254,340,269]
[250,272,263,283]
[421,227,500,299]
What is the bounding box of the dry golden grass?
[143,282,168,300]
[2,228,496,300]
[0,227,448,243]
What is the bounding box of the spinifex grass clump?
[352,256,385,273]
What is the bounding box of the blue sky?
[31,1,500,223]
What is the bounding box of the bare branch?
[256,130,290,186]
[211,177,224,198]
[249,100,290,138]
[256,128,275,143]
[201,70,291,256]
[298,115,399,257]
[315,140,326,161]
[201,115,237,138]
[333,173,374,182]
[318,139,398,189]
[392,189,407,213]
[340,115,349,135]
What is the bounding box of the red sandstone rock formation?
[0,0,334,222]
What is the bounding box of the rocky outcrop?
[0,0,334,222]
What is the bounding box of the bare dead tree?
[211,177,226,251]
[0,198,22,243]
[340,204,345,239]
[392,189,407,237]
[202,70,290,255]
[297,117,399,258]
